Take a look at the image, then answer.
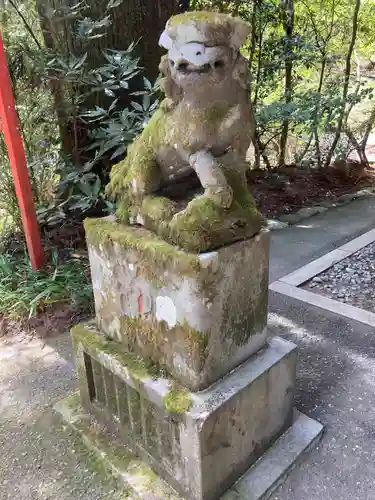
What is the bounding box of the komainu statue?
[106,11,266,253]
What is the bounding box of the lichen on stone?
[84,218,201,281]
[71,323,161,381]
[203,103,230,124]
[117,315,209,382]
[163,382,192,414]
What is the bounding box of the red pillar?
[0,30,44,270]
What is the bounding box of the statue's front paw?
[141,196,178,228]
[168,196,224,252]
[206,186,233,208]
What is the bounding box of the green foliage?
[0,249,93,317]
[191,0,375,169]
[36,1,159,222]
[0,0,157,229]
[0,1,60,231]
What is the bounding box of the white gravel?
[303,241,375,311]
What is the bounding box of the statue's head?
[159,11,251,96]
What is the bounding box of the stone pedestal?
[55,217,323,500]
[72,323,296,500]
[85,218,269,391]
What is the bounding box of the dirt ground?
[249,164,375,218]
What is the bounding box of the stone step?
[55,396,323,500]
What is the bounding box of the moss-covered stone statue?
[106,11,266,253]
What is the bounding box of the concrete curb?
[266,186,375,231]
[270,228,375,326]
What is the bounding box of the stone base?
[84,217,269,390]
[71,323,301,500]
[55,395,323,500]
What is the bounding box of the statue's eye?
[214,60,225,68]
[196,51,202,56]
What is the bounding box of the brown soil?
[248,164,375,218]
[0,303,91,339]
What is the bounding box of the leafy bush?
[190,0,375,169]
[0,2,61,239]
[34,1,159,224]
[1,0,158,229]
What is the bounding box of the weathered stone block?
[85,217,269,390]
[72,323,297,500]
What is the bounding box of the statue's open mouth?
[176,62,211,74]
[176,60,224,74]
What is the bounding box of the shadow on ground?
[0,333,129,500]
[269,291,375,500]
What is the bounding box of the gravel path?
[0,333,130,500]
[303,241,375,311]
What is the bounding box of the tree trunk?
[37,0,181,163]
[323,0,361,169]
[179,0,190,10]
[278,0,294,167]
[84,0,179,82]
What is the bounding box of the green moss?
[84,217,201,285]
[226,168,258,210]
[140,195,177,241]
[166,196,224,251]
[169,11,229,26]
[163,382,192,414]
[167,167,266,252]
[72,323,160,381]
[106,93,245,235]
[204,104,230,124]
[59,394,178,499]
[106,108,169,223]
[133,466,159,490]
[58,395,133,498]
[62,391,82,415]
[142,196,176,222]
[182,319,210,355]
[118,315,209,377]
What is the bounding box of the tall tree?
[36,0,181,164]
[278,0,295,167]
[324,0,361,168]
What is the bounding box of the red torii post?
[0,30,44,270]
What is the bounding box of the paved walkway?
[269,197,375,500]
[1,197,375,499]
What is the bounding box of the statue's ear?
[158,55,182,108]
[159,29,173,50]
[158,54,170,76]
[230,18,251,50]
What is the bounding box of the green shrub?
[0,249,93,318]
